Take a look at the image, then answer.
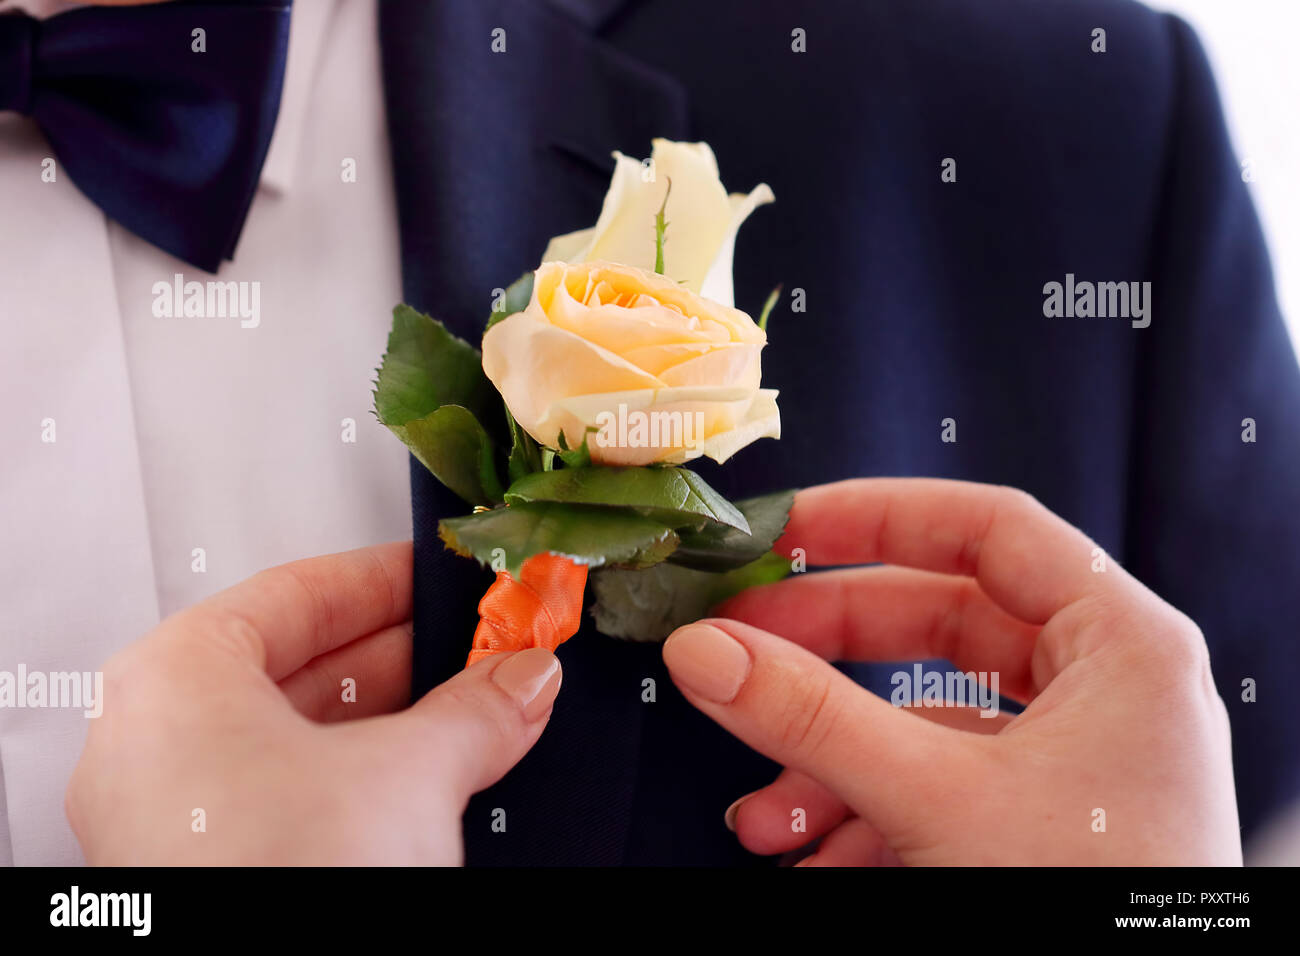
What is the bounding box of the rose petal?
[482,313,661,443]
[535,260,765,344]
[655,343,762,390]
[563,141,735,294]
[698,388,782,464]
[548,386,761,464]
[698,184,776,308]
[540,226,595,264]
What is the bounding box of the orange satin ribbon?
[466,552,589,667]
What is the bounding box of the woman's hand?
[66,542,561,865]
[663,479,1241,865]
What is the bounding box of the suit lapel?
[380,0,685,335]
[380,0,688,865]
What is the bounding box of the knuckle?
[775,668,840,758]
[1137,617,1228,727]
[277,563,335,637]
[440,678,523,744]
[1151,617,1211,675]
[1118,596,1208,671]
[192,607,265,664]
[934,579,979,661]
[358,547,402,623]
[997,485,1043,517]
[1110,602,1216,692]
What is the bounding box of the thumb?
[663,619,978,833]
[400,648,562,801]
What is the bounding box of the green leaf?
[486,272,535,330]
[504,467,749,533]
[505,406,543,483]
[590,551,791,642]
[374,305,500,434]
[439,502,679,576]
[373,305,509,501]
[554,429,595,469]
[390,405,504,507]
[668,488,796,571]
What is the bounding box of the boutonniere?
[373,139,794,665]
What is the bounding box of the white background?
[1157,0,1300,862]
[1156,0,1300,347]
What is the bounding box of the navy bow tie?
[0,0,291,273]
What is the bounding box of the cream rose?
[482,138,779,467]
[482,260,780,466]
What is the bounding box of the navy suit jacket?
[380,0,1300,864]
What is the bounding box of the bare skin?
[66,542,561,865]
[664,479,1242,866]
[66,480,1240,865]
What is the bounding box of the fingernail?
[492,648,562,722]
[724,792,755,832]
[663,622,751,704]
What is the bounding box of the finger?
[717,566,1040,701]
[395,648,562,801]
[776,479,1130,625]
[278,621,413,722]
[663,618,983,834]
[729,714,1008,858]
[729,769,850,856]
[904,703,1015,734]
[175,541,412,679]
[796,818,901,867]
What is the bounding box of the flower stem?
[654,177,672,275]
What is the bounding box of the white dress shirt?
[0,0,409,864]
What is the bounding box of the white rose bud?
[541,138,775,309]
